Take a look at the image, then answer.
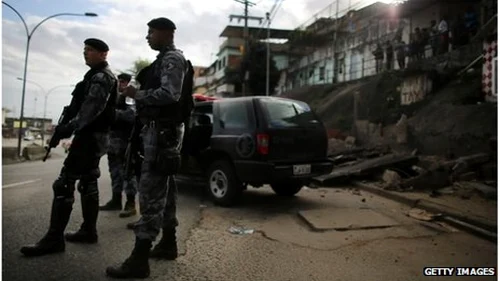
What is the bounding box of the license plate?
[293,164,311,175]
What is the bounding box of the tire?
[207,160,243,207]
[270,181,303,196]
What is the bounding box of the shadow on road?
[176,178,324,217]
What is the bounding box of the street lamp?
[16,77,74,145]
[2,1,98,157]
[17,77,44,118]
[42,84,75,145]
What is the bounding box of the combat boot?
[20,197,73,257]
[126,221,137,230]
[119,195,137,218]
[65,190,99,244]
[126,218,140,230]
[106,238,151,279]
[150,227,178,260]
[99,192,122,211]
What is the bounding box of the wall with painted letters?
[399,74,433,105]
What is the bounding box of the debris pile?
[316,139,497,201]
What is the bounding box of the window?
[319,67,325,80]
[218,102,249,129]
[260,99,320,128]
[338,58,345,74]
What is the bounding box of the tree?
[129,58,151,77]
[116,58,152,78]
[240,41,281,95]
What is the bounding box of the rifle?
[43,106,69,162]
[124,117,142,177]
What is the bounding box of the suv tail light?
[256,134,269,155]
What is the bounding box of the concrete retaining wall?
[21,145,47,161]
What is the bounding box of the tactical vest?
[137,50,185,124]
[69,62,117,134]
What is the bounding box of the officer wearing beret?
[106,17,187,279]
[20,38,118,257]
[100,72,138,218]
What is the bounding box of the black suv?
[179,96,333,206]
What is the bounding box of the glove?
[55,123,75,139]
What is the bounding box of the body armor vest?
[69,62,117,134]
[137,51,184,124]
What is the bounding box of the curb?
[353,181,497,241]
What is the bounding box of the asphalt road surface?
[3,153,203,281]
[3,153,497,281]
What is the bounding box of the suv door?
[181,102,214,175]
[212,99,256,160]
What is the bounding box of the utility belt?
[139,117,180,130]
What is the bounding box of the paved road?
[3,156,497,280]
[3,154,203,281]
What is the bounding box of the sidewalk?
[354,181,497,241]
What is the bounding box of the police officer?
[20,38,117,256]
[106,17,187,279]
[100,73,138,218]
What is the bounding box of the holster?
[152,121,181,175]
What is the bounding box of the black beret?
[84,38,109,52]
[148,17,176,30]
[117,73,132,82]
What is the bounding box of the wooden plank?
[313,154,418,186]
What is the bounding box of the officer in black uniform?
[106,17,187,279]
[20,38,117,257]
[100,73,138,218]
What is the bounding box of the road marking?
[3,179,42,189]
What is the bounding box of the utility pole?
[265,12,271,96]
[230,0,263,96]
[332,0,339,83]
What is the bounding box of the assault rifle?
[43,106,69,162]
[124,116,143,177]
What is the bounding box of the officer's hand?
[122,85,137,98]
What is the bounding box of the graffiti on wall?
[400,74,433,105]
[482,40,497,102]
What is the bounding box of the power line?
[253,0,283,40]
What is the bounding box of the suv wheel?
[207,160,242,206]
[270,181,303,196]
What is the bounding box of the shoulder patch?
[92,72,106,80]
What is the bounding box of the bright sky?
[2,0,391,123]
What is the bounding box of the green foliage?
[116,58,152,78]
[240,42,281,95]
[225,68,242,93]
[129,58,151,77]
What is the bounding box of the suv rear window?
[260,99,320,128]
